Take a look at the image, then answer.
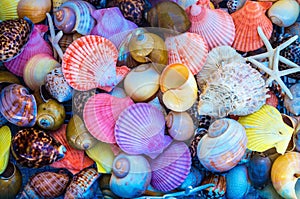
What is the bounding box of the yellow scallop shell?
[0,126,11,174]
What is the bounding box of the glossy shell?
[52,0,67,11]
[197,118,247,173]
[17,0,51,23]
[0,126,11,175]
[0,162,22,199]
[226,165,250,199]
[284,83,300,115]
[118,0,148,26]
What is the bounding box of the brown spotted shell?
[11,128,66,168]
[72,89,96,117]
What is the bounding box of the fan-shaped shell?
[115,103,166,156]
[231,1,273,52]
[165,32,208,75]
[0,0,19,21]
[149,141,191,192]
[197,118,247,173]
[0,126,11,175]
[186,3,235,50]
[238,105,294,154]
[83,93,134,143]
[0,84,37,127]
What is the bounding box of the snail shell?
[0,162,22,199]
[99,174,121,199]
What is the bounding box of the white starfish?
[246,26,300,99]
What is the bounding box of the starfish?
[246,26,300,99]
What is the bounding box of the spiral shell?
[0,162,22,199]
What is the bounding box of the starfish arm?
[53,31,64,60]
[279,56,300,68]
[247,57,273,74]
[46,13,55,41]
[272,47,280,72]
[266,76,275,86]
[247,52,270,60]
[257,26,273,52]
[273,77,294,99]
[279,35,298,51]
[278,67,300,77]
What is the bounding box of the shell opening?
[37,115,54,129]
[54,9,65,22]
[166,113,174,129]
[113,157,130,178]
[269,16,283,27]
[57,145,67,160]
[0,162,15,180]
[160,64,189,92]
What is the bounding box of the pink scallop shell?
[165,32,208,75]
[149,141,191,192]
[83,93,134,143]
[114,103,166,156]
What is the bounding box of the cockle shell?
[0,0,20,21]
[0,17,33,62]
[197,118,247,173]
[0,162,22,199]
[17,0,51,23]
[0,84,37,127]
[186,2,235,50]
[165,32,208,75]
[110,153,152,198]
[83,93,134,143]
[118,0,148,26]
[197,62,268,117]
[284,83,300,115]
[238,105,294,154]
[231,1,273,52]
[11,128,66,168]
[0,126,11,175]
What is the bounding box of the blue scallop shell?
[226,165,250,199]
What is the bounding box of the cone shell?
[238,105,294,154]
[149,141,191,192]
[186,3,235,50]
[231,1,273,52]
[0,126,11,175]
[0,84,37,127]
[165,32,208,75]
[0,0,20,21]
[83,93,134,143]
[17,0,51,23]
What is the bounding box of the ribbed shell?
[0,126,11,175]
[0,84,37,127]
[197,118,247,173]
[231,1,273,52]
[186,3,235,50]
[0,0,19,21]
[165,32,208,75]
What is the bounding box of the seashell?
[271,152,300,199]
[11,128,66,168]
[200,173,226,198]
[226,165,251,199]
[118,0,148,26]
[160,63,198,112]
[52,0,67,11]
[166,111,194,141]
[99,174,121,199]
[268,0,299,27]
[266,90,279,108]
[0,162,22,199]
[231,1,273,52]
[36,99,66,131]
[0,126,11,175]
[179,166,204,190]
[0,17,33,62]
[45,67,73,103]
[149,141,191,192]
[197,62,268,117]
[0,112,8,127]
[0,71,21,85]
[0,84,37,127]
[72,89,96,117]
[186,2,235,50]
[257,182,284,199]
[110,86,127,98]
[115,103,166,156]
[197,118,247,173]
[64,167,100,199]
[50,125,94,175]
[83,93,134,143]
[54,0,96,35]
[146,1,191,33]
[66,114,97,150]
[23,53,60,91]
[284,83,300,115]
[0,0,20,21]
[124,63,160,102]
[17,0,51,23]
[58,32,82,53]
[110,153,152,198]
[165,32,208,75]
[227,0,247,14]
[189,128,208,168]
[238,105,294,154]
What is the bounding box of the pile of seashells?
[0,0,300,198]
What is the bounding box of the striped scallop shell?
[197,118,247,173]
[231,1,273,52]
[83,93,134,143]
[165,32,208,75]
[149,141,191,192]
[186,3,235,50]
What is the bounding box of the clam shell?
[83,93,134,143]
[226,165,250,199]
[0,0,19,21]
[0,84,37,127]
[149,141,191,192]
[165,32,208,75]
[0,126,11,175]
[284,83,300,115]
[231,1,273,52]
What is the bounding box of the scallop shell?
[165,32,208,75]
[0,17,33,62]
[83,93,134,143]
[231,1,273,52]
[284,83,300,115]
[149,141,191,192]
[186,2,235,50]
[238,105,294,154]
[0,84,37,127]
[115,103,166,157]
[0,126,11,175]
[0,0,19,21]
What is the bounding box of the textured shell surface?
[118,0,148,26]
[165,32,208,75]
[0,17,33,62]
[83,93,134,143]
[226,165,250,199]
[284,83,300,115]
[0,126,11,175]
[197,62,267,117]
[0,0,20,21]
[58,32,82,54]
[72,89,96,117]
[227,0,247,14]
[186,2,235,50]
[0,84,37,127]
[11,128,66,168]
[52,0,67,11]
[200,173,226,198]
[266,90,279,108]
[197,118,247,173]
